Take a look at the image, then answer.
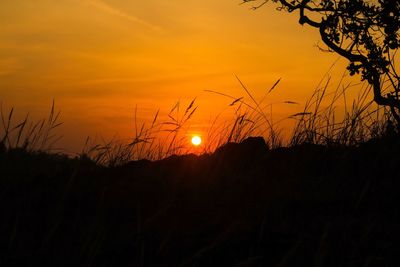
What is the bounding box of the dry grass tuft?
[0,100,62,152]
[2,74,396,165]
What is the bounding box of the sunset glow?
[0,0,345,152]
[191,135,202,146]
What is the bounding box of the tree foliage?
[243,0,400,124]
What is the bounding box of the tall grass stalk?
[0,101,63,152]
[289,73,392,147]
[2,73,395,165]
[81,98,199,166]
[205,76,297,149]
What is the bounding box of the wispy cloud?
[86,0,162,32]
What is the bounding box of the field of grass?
[1,77,400,266]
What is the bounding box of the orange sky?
[0,0,351,152]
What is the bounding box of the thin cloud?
[86,0,162,32]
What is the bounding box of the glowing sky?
[0,0,345,152]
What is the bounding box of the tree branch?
[319,22,366,63]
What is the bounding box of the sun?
[191,135,202,146]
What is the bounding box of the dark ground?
[1,136,400,266]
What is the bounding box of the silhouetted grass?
[1,119,399,266]
[289,74,394,146]
[1,74,396,166]
[0,100,62,153]
[80,98,198,166]
[2,75,400,266]
[204,76,290,150]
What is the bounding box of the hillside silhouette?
[1,135,400,266]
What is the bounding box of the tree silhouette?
[243,0,400,125]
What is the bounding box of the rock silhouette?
[1,136,400,266]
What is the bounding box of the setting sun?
[191,136,202,146]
